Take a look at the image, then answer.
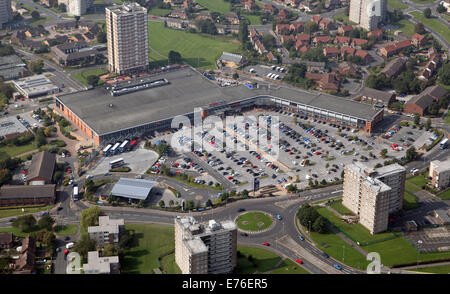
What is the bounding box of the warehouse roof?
[111,178,156,200]
[28,151,56,182]
[56,66,382,136]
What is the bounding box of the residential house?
[183,0,193,9]
[20,40,43,51]
[317,72,340,91]
[266,51,277,62]
[412,33,426,47]
[355,49,371,64]
[361,87,396,107]
[169,9,188,20]
[368,29,383,41]
[27,151,56,185]
[419,54,440,81]
[14,236,36,274]
[51,41,101,66]
[313,35,331,45]
[276,23,291,35]
[24,26,49,38]
[311,15,322,24]
[334,36,351,46]
[242,0,258,11]
[195,11,213,21]
[338,25,354,36]
[277,9,290,21]
[262,3,277,13]
[323,47,339,58]
[254,40,267,54]
[290,22,304,33]
[340,46,356,58]
[319,18,333,31]
[298,45,309,54]
[296,34,310,46]
[380,57,408,78]
[0,185,56,207]
[224,13,240,25]
[404,85,448,116]
[351,38,368,48]
[379,40,412,58]
[44,35,68,46]
[165,19,185,30]
[305,72,323,81]
[338,62,358,76]
[70,33,85,42]
[0,233,13,249]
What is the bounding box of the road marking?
[332,190,343,194]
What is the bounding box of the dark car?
[322,252,329,258]
[237,208,246,212]
[240,232,248,237]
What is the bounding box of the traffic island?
[235,211,275,234]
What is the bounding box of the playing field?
[147,22,242,69]
[387,0,408,9]
[195,0,231,14]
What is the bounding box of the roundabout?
[235,211,275,233]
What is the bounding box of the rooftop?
[56,66,383,137]
[28,151,56,181]
[0,116,28,137]
[0,184,55,200]
[13,74,59,97]
[111,178,156,200]
[83,251,120,274]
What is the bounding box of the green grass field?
[403,190,420,210]
[195,0,231,14]
[410,0,437,3]
[147,22,241,69]
[121,224,180,274]
[308,230,370,270]
[236,246,310,274]
[54,224,78,236]
[333,14,356,25]
[394,19,415,36]
[407,173,428,188]
[410,264,450,274]
[71,68,108,86]
[0,226,38,237]
[436,189,450,200]
[0,205,54,219]
[444,111,450,124]
[317,207,396,244]
[236,211,273,231]
[328,200,354,215]
[148,8,172,17]
[270,258,310,274]
[242,14,262,25]
[387,0,408,9]
[366,237,450,267]
[410,11,450,43]
[0,140,38,158]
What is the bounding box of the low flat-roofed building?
[88,216,124,248]
[27,151,56,185]
[12,74,59,99]
[429,159,450,190]
[360,87,396,107]
[0,55,28,81]
[83,251,120,274]
[0,116,29,139]
[217,52,245,68]
[111,178,156,203]
[0,184,56,207]
[433,209,450,225]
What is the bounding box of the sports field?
[147,22,241,69]
[195,0,231,14]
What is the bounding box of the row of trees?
[297,204,328,234]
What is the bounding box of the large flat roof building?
[88,215,124,248]
[0,184,56,207]
[13,74,59,99]
[83,251,120,274]
[0,54,28,81]
[0,0,12,29]
[111,178,156,202]
[106,2,148,75]
[175,216,237,274]
[55,66,384,146]
[0,116,29,139]
[342,162,406,234]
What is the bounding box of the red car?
[315,152,322,155]
[64,249,69,255]
[228,176,233,180]
[295,258,303,264]
[262,242,270,246]
[151,15,157,18]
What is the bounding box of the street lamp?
[417,240,422,266]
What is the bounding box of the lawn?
[270,258,310,274]
[242,14,262,25]
[436,189,450,200]
[0,205,55,219]
[410,11,450,43]
[403,191,420,210]
[54,224,78,236]
[387,0,408,10]
[236,211,273,231]
[121,224,181,274]
[0,140,38,158]
[71,68,108,86]
[308,230,370,270]
[0,226,38,238]
[195,0,231,14]
[410,264,450,274]
[407,173,428,188]
[328,200,354,215]
[443,111,450,124]
[333,14,356,25]
[410,0,437,3]
[148,8,172,17]
[147,22,242,69]
[366,237,450,267]
[235,246,284,274]
[392,19,415,36]
[316,207,396,245]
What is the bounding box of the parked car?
[298,235,305,241]
[295,258,303,264]
[334,264,342,270]
[262,242,270,246]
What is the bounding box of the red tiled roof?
[314,35,331,43]
[341,47,356,56]
[335,36,351,44]
[352,38,368,46]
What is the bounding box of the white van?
[66,242,74,249]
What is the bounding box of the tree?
[414,22,425,34]
[428,101,439,115]
[238,20,249,44]
[103,244,117,256]
[31,10,40,20]
[29,59,44,74]
[312,216,328,233]
[169,200,174,207]
[12,215,36,232]
[58,3,66,12]
[438,62,450,86]
[381,148,388,158]
[232,72,239,80]
[80,206,102,230]
[425,118,432,130]
[86,75,99,87]
[168,50,182,64]
[406,146,417,162]
[38,214,54,231]
[437,3,446,13]
[303,21,318,34]
[424,8,431,18]
[73,234,96,261]
[414,113,421,125]
[96,31,107,43]
[242,189,249,198]
[159,200,165,208]
[206,199,212,207]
